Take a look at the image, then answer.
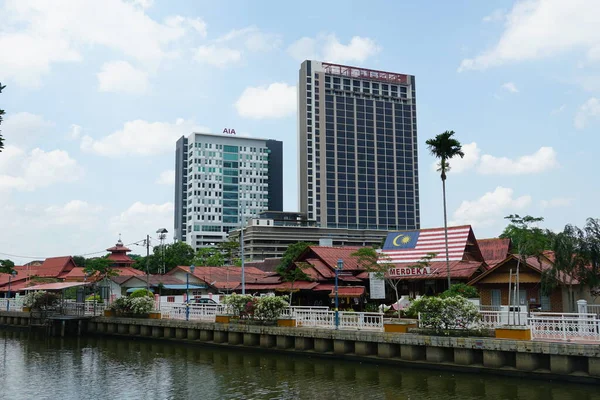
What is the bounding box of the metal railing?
[529,313,600,342]
[479,311,529,329]
[159,303,227,321]
[0,298,23,312]
[587,304,600,317]
[280,306,330,318]
[294,309,384,331]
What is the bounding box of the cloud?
[156,170,175,185]
[288,33,381,63]
[574,97,600,129]
[451,187,532,228]
[97,60,150,94]
[483,8,505,23]
[0,0,206,87]
[68,124,82,140]
[478,147,558,175]
[0,146,84,191]
[235,83,297,119]
[1,112,54,146]
[194,45,242,68]
[109,201,174,240]
[216,26,282,52]
[80,118,208,157]
[459,0,600,71]
[45,200,103,225]
[540,197,574,209]
[502,82,519,93]
[430,142,480,174]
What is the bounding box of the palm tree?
[425,131,465,288]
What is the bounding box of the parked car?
[191,297,218,305]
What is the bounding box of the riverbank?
[2,311,599,384]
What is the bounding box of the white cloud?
[483,9,505,23]
[2,112,54,146]
[574,97,600,129]
[288,34,381,63]
[478,147,558,175]
[0,0,206,87]
[194,45,242,68]
[502,82,519,93]
[430,142,480,174]
[97,60,150,94]
[451,187,532,228]
[156,170,175,185]
[459,0,600,71]
[235,83,297,119]
[68,124,82,140]
[80,118,208,157]
[45,200,103,225]
[540,197,574,209]
[109,201,174,240]
[0,146,84,191]
[216,26,282,52]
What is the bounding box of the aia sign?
[223,128,236,135]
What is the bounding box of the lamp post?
[186,265,195,321]
[335,258,343,330]
[7,271,16,311]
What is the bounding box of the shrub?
[254,295,289,320]
[86,294,103,303]
[129,296,155,315]
[23,291,59,309]
[108,297,131,314]
[223,293,254,317]
[440,283,479,299]
[407,295,480,334]
[129,289,154,299]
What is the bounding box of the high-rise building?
[298,60,420,231]
[174,132,283,249]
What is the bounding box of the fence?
[587,304,600,317]
[159,303,227,321]
[294,309,384,331]
[479,311,529,329]
[529,313,600,342]
[0,298,23,312]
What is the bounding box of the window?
[491,289,501,306]
[541,295,551,311]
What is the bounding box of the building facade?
[298,60,420,231]
[174,132,283,249]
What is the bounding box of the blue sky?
[1,0,599,263]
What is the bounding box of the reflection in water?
[0,330,598,400]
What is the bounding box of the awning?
[126,287,155,293]
[328,286,365,298]
[24,282,90,291]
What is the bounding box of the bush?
[129,289,154,299]
[440,283,479,299]
[108,297,131,314]
[108,295,155,316]
[222,293,254,317]
[23,291,59,309]
[86,294,103,303]
[407,296,480,334]
[254,295,289,320]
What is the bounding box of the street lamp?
[335,258,343,330]
[7,271,16,311]
[186,265,195,321]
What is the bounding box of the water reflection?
[0,330,598,400]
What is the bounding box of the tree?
[194,247,225,266]
[0,83,6,152]
[278,242,313,270]
[134,241,195,273]
[218,238,240,264]
[275,242,314,306]
[580,218,600,301]
[72,256,87,268]
[353,246,436,318]
[0,259,15,274]
[84,257,119,281]
[425,131,465,288]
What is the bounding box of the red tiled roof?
[328,286,365,297]
[302,266,322,280]
[63,267,86,280]
[244,258,282,273]
[170,266,269,289]
[107,253,135,264]
[241,281,319,291]
[478,238,512,262]
[308,259,336,278]
[0,280,31,292]
[36,256,75,278]
[308,246,364,270]
[387,260,485,280]
[113,267,145,276]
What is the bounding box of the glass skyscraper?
[174,132,283,249]
[298,60,420,231]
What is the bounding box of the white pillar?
[577,299,588,316]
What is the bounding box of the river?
[0,330,598,400]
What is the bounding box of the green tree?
[278,242,313,270]
[275,242,314,306]
[218,238,240,264]
[135,241,196,273]
[84,256,119,281]
[425,131,465,288]
[0,83,6,152]
[353,246,436,318]
[549,224,587,311]
[0,259,15,274]
[194,247,225,267]
[72,256,87,268]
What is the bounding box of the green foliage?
[218,238,240,264]
[194,247,225,267]
[364,303,380,312]
[500,215,552,257]
[86,294,103,303]
[278,242,313,270]
[0,82,5,152]
[222,293,254,317]
[72,256,87,268]
[108,296,154,316]
[440,283,479,299]
[425,130,465,181]
[23,291,59,309]
[254,295,289,320]
[134,241,196,274]
[129,289,154,298]
[407,296,480,334]
[0,259,15,274]
[85,256,118,281]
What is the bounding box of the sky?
[1,0,599,264]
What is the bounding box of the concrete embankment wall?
[2,312,599,384]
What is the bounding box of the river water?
[0,330,598,400]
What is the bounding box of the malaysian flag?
[379,226,472,264]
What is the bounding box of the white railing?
[280,306,330,318]
[479,305,502,312]
[294,310,383,331]
[479,311,529,328]
[587,304,600,317]
[529,313,600,342]
[159,303,226,321]
[0,298,23,312]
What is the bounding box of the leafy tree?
[84,256,119,281]
[0,83,6,152]
[275,242,314,305]
[441,283,479,299]
[218,238,240,264]
[425,131,465,288]
[134,241,195,273]
[278,242,313,269]
[353,246,436,318]
[0,259,15,274]
[580,218,600,299]
[72,256,87,268]
[194,247,225,266]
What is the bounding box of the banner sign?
[388,267,431,277]
[369,273,386,299]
